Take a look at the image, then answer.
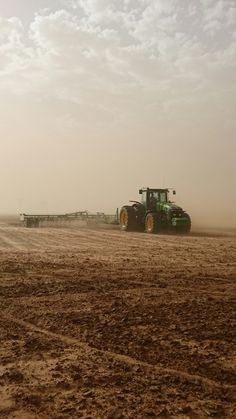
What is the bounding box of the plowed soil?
[0,220,235,418]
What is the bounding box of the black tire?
[120,206,136,231]
[132,204,145,231]
[145,212,159,233]
[183,213,191,233]
[177,214,191,234]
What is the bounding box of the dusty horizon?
[0,0,235,227]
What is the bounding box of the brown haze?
[0,0,235,227]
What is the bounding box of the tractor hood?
[162,202,182,212]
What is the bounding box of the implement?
[20,211,119,227]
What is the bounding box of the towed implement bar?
[20,210,119,228]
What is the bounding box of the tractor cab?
[139,188,172,210]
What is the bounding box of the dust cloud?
[0,107,235,229]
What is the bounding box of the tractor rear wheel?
[145,212,159,233]
[120,206,136,231]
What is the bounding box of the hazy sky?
[0,0,235,226]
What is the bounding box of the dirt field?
[0,219,235,419]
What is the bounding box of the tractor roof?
[140,187,169,192]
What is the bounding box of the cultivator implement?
[20,210,119,228]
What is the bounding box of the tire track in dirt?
[0,229,26,251]
[3,312,235,392]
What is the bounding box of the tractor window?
[160,191,168,203]
[149,192,159,208]
[152,192,159,200]
[149,192,159,202]
[141,191,147,205]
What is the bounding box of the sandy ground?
[0,219,235,418]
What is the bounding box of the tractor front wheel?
[180,214,191,234]
[175,214,191,234]
[145,212,159,233]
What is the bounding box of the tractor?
[120,187,191,234]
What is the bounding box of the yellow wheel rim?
[147,215,153,231]
[120,211,128,227]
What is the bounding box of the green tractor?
[120,187,191,234]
